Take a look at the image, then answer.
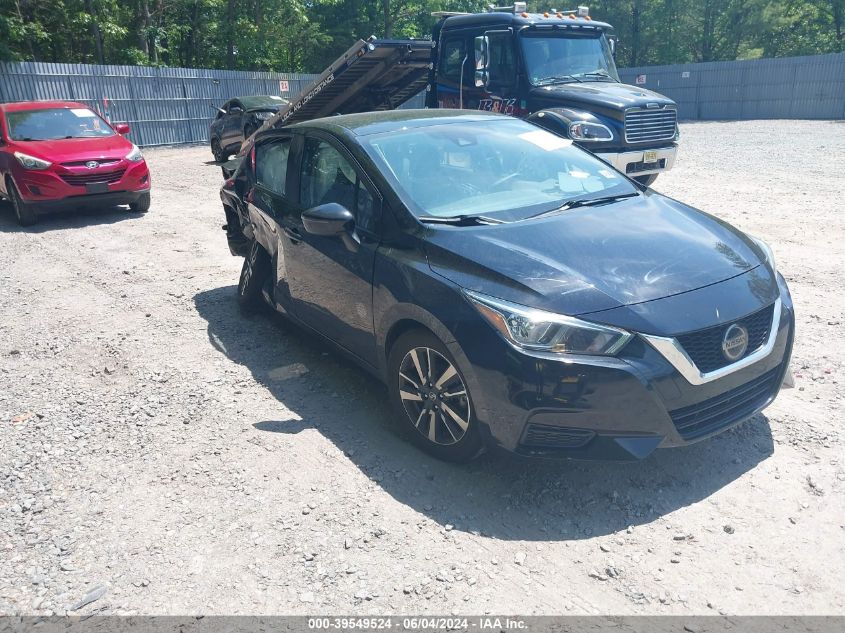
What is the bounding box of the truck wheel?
[129,192,151,214]
[8,179,37,227]
[634,174,658,187]
[387,329,483,463]
[238,240,271,312]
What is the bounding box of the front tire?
[238,240,271,312]
[129,192,151,213]
[387,329,483,463]
[211,138,227,163]
[8,179,37,227]
[634,174,658,187]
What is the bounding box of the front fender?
[527,107,623,148]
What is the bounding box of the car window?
[488,32,516,87]
[440,38,468,84]
[255,138,291,197]
[5,107,114,141]
[300,138,379,232]
[229,102,243,114]
[362,118,637,221]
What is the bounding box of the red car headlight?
[14,151,52,170]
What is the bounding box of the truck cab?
[425,4,679,185]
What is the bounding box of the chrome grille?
[676,304,775,374]
[624,107,677,143]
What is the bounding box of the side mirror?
[474,35,490,71]
[608,36,617,58]
[474,35,491,88]
[302,203,354,237]
[114,122,131,135]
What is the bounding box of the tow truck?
[241,3,679,186]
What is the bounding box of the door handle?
[283,226,302,243]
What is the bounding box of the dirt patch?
[0,121,843,615]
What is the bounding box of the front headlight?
[14,151,51,170]
[465,290,633,355]
[569,121,613,142]
[125,144,144,162]
[750,236,777,276]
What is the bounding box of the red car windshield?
[6,107,115,141]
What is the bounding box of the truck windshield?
[361,118,636,221]
[521,32,619,85]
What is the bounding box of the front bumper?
[26,189,150,212]
[449,281,794,461]
[596,144,678,177]
[13,159,151,209]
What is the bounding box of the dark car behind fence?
[1,52,842,148]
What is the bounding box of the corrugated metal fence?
[618,52,845,120]
[0,62,319,147]
[2,53,842,146]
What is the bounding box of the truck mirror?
[474,36,490,71]
[474,70,490,88]
[608,37,617,57]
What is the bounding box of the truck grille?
[624,107,677,144]
[676,304,775,374]
[60,168,126,186]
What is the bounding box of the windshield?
[361,118,637,221]
[521,33,619,85]
[6,107,115,141]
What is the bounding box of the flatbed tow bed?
[238,37,433,157]
[235,4,679,186]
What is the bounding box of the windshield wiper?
[527,192,639,221]
[578,70,615,80]
[535,74,583,85]
[418,214,507,226]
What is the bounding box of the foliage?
[0,0,842,70]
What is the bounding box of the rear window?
[6,107,114,141]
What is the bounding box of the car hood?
[13,135,134,163]
[530,81,674,115]
[425,192,764,316]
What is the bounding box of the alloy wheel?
[398,347,470,446]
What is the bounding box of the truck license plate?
[643,150,658,164]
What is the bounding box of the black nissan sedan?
[219,110,794,463]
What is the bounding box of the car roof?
[231,95,289,110]
[288,109,507,137]
[442,11,612,31]
[0,100,89,113]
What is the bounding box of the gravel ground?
[1,120,843,617]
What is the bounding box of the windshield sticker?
[70,108,96,118]
[519,130,572,152]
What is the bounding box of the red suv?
[0,101,151,226]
